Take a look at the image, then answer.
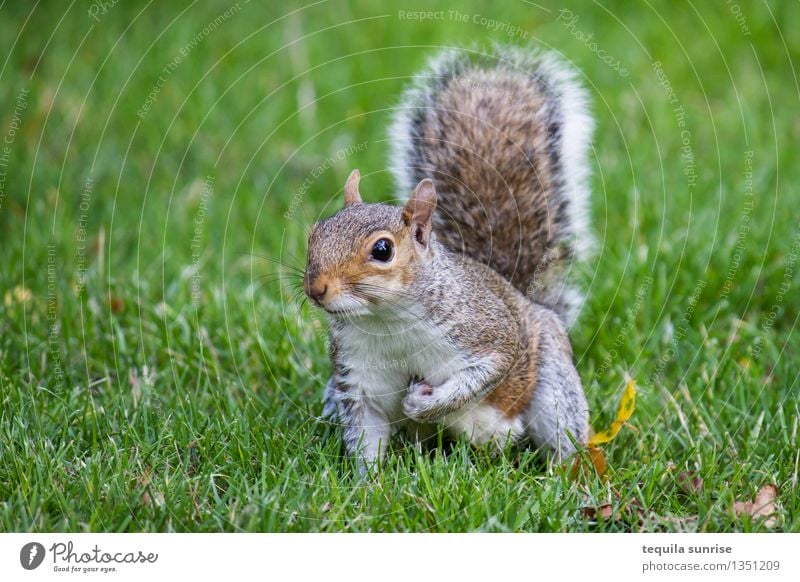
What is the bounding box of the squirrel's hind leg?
[523,332,589,460]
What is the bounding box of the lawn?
[0,0,798,532]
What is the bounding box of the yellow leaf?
[589,377,637,446]
[569,444,607,480]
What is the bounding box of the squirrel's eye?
[370,238,394,262]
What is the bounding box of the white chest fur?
[330,313,527,450]
[332,314,466,421]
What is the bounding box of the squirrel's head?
[304,169,437,318]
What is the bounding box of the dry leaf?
[581,503,614,520]
[733,484,778,528]
[570,445,607,480]
[572,378,636,481]
[588,445,607,476]
[589,377,637,445]
[677,471,703,495]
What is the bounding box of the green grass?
[0,0,798,532]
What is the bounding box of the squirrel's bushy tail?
[390,45,594,325]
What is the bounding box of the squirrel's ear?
[403,178,437,247]
[344,169,362,206]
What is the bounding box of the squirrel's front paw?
[402,379,440,422]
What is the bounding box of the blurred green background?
[0,0,798,531]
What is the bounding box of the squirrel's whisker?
[241,251,305,273]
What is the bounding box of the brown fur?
[484,313,540,418]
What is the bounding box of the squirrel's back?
[390,46,594,325]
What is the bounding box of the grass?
[0,0,798,532]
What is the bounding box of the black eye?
[370,238,393,262]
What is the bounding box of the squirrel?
[304,46,593,471]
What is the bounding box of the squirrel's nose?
[305,276,328,304]
[310,282,328,302]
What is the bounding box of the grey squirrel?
[304,46,593,471]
